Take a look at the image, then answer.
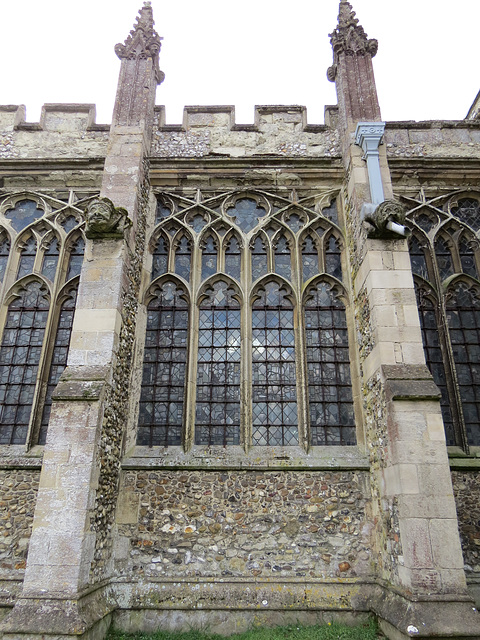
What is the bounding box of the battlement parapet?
[152,105,341,159]
[0,104,110,160]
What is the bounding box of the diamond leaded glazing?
[143,190,354,448]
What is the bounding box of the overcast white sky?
[1,0,478,126]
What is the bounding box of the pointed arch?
[16,234,37,279]
[173,232,192,283]
[273,232,293,282]
[40,232,61,282]
[250,232,269,282]
[151,232,169,281]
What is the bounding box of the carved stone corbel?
[84,197,132,239]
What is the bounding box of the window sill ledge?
[122,445,370,471]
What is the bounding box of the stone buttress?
[328,2,480,638]
[2,3,163,638]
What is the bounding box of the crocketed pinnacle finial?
[114,3,165,84]
[330,0,378,58]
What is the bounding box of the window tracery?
[0,191,88,446]
[138,190,356,449]
[407,192,480,450]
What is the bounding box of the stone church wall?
[114,468,373,581]
[0,466,40,614]
[451,470,480,585]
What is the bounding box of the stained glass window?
[152,236,168,281]
[252,282,298,446]
[302,235,319,282]
[0,192,87,446]
[435,237,454,281]
[0,282,50,444]
[305,282,355,445]
[252,236,268,281]
[459,237,479,279]
[229,198,266,233]
[17,237,37,279]
[274,235,292,281]
[201,236,218,281]
[66,237,85,281]
[408,195,480,450]
[41,237,60,281]
[144,190,354,449]
[325,236,342,281]
[224,235,241,281]
[409,235,429,281]
[137,282,188,447]
[195,281,241,446]
[451,198,480,232]
[175,236,191,282]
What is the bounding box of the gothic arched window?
[141,190,356,450]
[408,194,480,450]
[0,192,87,446]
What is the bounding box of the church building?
[1,2,480,638]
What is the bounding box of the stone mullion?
[242,238,253,452]
[293,235,309,451]
[184,241,201,451]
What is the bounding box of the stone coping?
[121,445,370,471]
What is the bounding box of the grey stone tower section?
[2,4,163,638]
[329,2,480,638]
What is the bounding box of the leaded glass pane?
[446,283,480,446]
[229,198,267,233]
[60,215,79,234]
[137,282,189,447]
[17,237,37,279]
[252,236,268,281]
[175,236,191,282]
[41,238,60,281]
[325,236,342,281]
[435,237,454,281]
[201,236,218,280]
[195,282,241,446]
[416,288,455,445]
[66,237,85,281]
[302,235,319,282]
[252,282,298,446]
[322,201,339,225]
[409,236,429,281]
[6,200,44,233]
[0,282,49,445]
[459,238,479,279]
[0,234,10,283]
[224,236,241,281]
[152,236,168,280]
[274,235,291,281]
[451,198,480,232]
[156,199,172,223]
[38,287,78,444]
[305,282,355,446]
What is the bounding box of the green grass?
[107,620,382,640]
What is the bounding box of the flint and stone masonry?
[1,2,480,639]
